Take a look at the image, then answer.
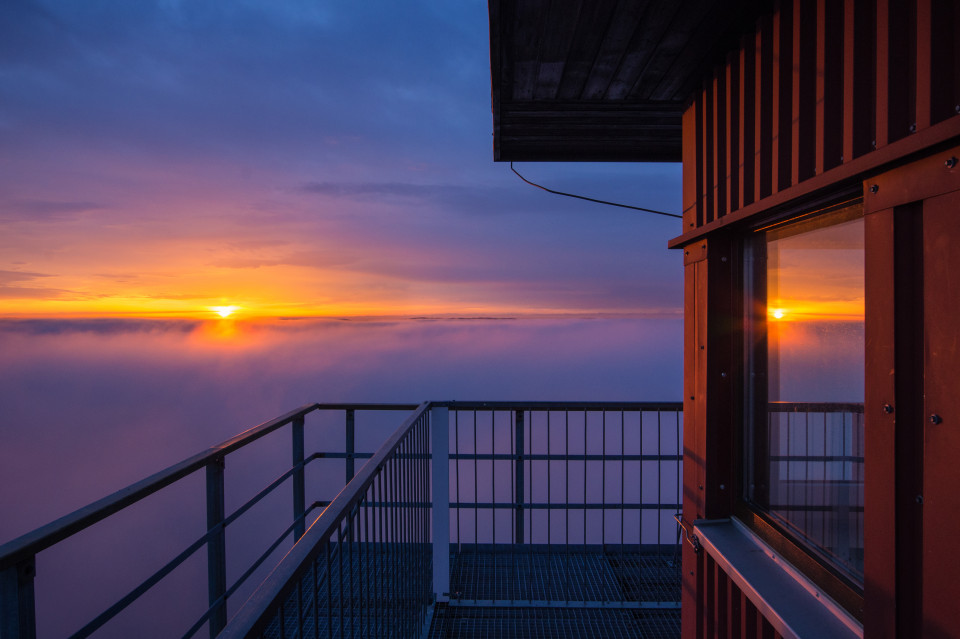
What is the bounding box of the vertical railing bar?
[345,410,356,487]
[278,600,286,639]
[345,410,356,546]
[564,410,570,604]
[376,470,383,636]
[509,410,515,603]
[326,536,332,639]
[432,406,450,603]
[359,491,365,639]
[619,411,625,602]
[656,409,662,601]
[491,410,496,595]
[601,410,607,602]
[296,568,304,639]
[528,409,534,602]
[401,437,409,635]
[312,550,319,639]
[348,506,355,639]
[473,410,478,558]
[391,454,400,637]
[455,409,461,554]
[293,416,306,543]
[547,409,552,602]
[337,523,344,639]
[0,557,37,639]
[205,456,227,639]
[583,409,588,602]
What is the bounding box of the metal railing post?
[206,457,227,638]
[515,409,524,544]
[292,416,305,542]
[431,406,450,602]
[345,409,356,484]
[0,558,36,639]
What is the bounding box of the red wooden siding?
[696,550,785,639]
[681,0,960,231]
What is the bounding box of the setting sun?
[211,306,240,318]
[771,308,785,320]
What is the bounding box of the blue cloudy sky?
[1,0,682,319]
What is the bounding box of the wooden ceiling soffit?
[490,0,765,162]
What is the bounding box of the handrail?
[218,401,432,638]
[435,400,682,410]
[0,403,318,570]
[767,401,864,413]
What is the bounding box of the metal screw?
[883,404,894,414]
[956,105,960,114]
[869,184,879,194]
[909,123,917,133]
[719,484,726,491]
[916,495,924,505]
[930,414,943,425]
[946,157,958,169]
[721,256,727,262]
[721,372,727,378]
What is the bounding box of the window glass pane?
[745,203,864,585]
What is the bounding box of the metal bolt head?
[909,123,917,133]
[946,157,958,169]
[916,495,924,505]
[869,184,879,194]
[930,414,943,425]
[883,404,894,414]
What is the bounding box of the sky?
[0,0,684,321]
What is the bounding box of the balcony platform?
[259,544,681,638]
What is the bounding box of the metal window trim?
[694,517,863,639]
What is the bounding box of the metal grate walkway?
[428,545,681,639]
[427,606,681,639]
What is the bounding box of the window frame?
[734,197,866,620]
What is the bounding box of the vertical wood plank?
[863,206,897,639]
[714,71,727,219]
[792,0,817,184]
[921,189,960,639]
[740,34,756,208]
[817,0,844,173]
[727,51,740,215]
[875,0,890,147]
[928,0,960,124]
[774,0,794,192]
[683,106,700,232]
[844,0,876,160]
[915,0,932,130]
[703,84,716,224]
[757,13,774,200]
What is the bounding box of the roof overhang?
[489,0,767,162]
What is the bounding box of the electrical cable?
[510,162,682,219]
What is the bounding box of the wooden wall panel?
[739,36,755,208]
[682,0,956,233]
[726,51,740,215]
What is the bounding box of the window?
[743,202,865,587]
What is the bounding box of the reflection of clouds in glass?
[768,216,865,320]
[769,319,864,403]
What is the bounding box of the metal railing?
[220,403,435,639]
[441,402,683,607]
[0,403,417,639]
[765,401,865,582]
[1,400,684,639]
